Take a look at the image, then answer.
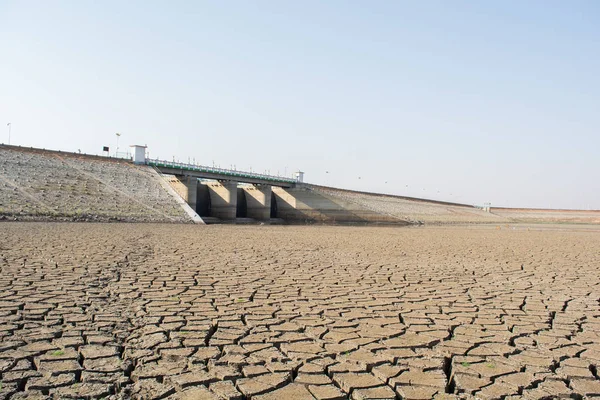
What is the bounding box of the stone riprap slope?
[313,187,507,224]
[0,147,191,222]
[1,223,599,399]
[492,208,600,224]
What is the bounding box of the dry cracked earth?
[0,223,599,400]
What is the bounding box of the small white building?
[130,145,147,164]
[295,171,304,183]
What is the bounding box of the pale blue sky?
[1,1,598,209]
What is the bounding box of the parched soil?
[0,223,599,399]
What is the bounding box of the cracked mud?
[0,223,599,399]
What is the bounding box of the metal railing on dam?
[147,159,297,185]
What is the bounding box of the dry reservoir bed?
[0,223,599,400]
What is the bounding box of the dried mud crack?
[0,222,599,399]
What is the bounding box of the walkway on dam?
[148,159,297,187]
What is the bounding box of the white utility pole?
[115,132,121,157]
[7,123,11,144]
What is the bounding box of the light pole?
[115,133,121,157]
[7,123,11,145]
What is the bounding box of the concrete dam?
[165,176,407,225]
[1,144,408,225]
[4,144,593,225]
[148,155,503,225]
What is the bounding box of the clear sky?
[1,1,598,209]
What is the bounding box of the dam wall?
[0,145,193,222]
[491,207,600,224]
[3,144,598,225]
[312,185,507,224]
[271,186,408,225]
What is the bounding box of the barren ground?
[1,223,599,399]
